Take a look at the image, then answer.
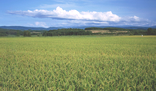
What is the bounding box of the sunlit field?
[0,35,156,91]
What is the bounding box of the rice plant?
[0,36,156,91]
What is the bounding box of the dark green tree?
[147,28,152,35]
[23,31,31,37]
[16,31,20,36]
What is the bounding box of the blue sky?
[0,0,156,28]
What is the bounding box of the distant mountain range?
[0,26,156,30]
[0,26,63,30]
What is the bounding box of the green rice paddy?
[0,36,156,91]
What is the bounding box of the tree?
[133,31,139,35]
[16,31,20,36]
[147,28,152,35]
[23,31,31,37]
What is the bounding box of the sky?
[0,0,156,28]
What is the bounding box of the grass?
[0,35,156,91]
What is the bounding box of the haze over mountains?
[0,26,156,31]
[0,26,61,30]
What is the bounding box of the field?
[85,30,128,34]
[0,36,156,91]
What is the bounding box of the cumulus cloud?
[8,6,121,22]
[8,6,147,26]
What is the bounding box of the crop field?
[85,30,128,34]
[0,36,156,91]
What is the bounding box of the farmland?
[85,30,128,34]
[0,36,156,91]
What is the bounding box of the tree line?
[0,28,23,36]
[0,27,156,37]
[0,28,44,37]
[42,28,92,36]
[127,28,156,35]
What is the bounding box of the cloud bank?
[8,6,148,27]
[8,7,122,21]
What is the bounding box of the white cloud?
[8,6,150,26]
[35,22,48,28]
[120,16,141,22]
[133,16,139,21]
[8,6,121,22]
